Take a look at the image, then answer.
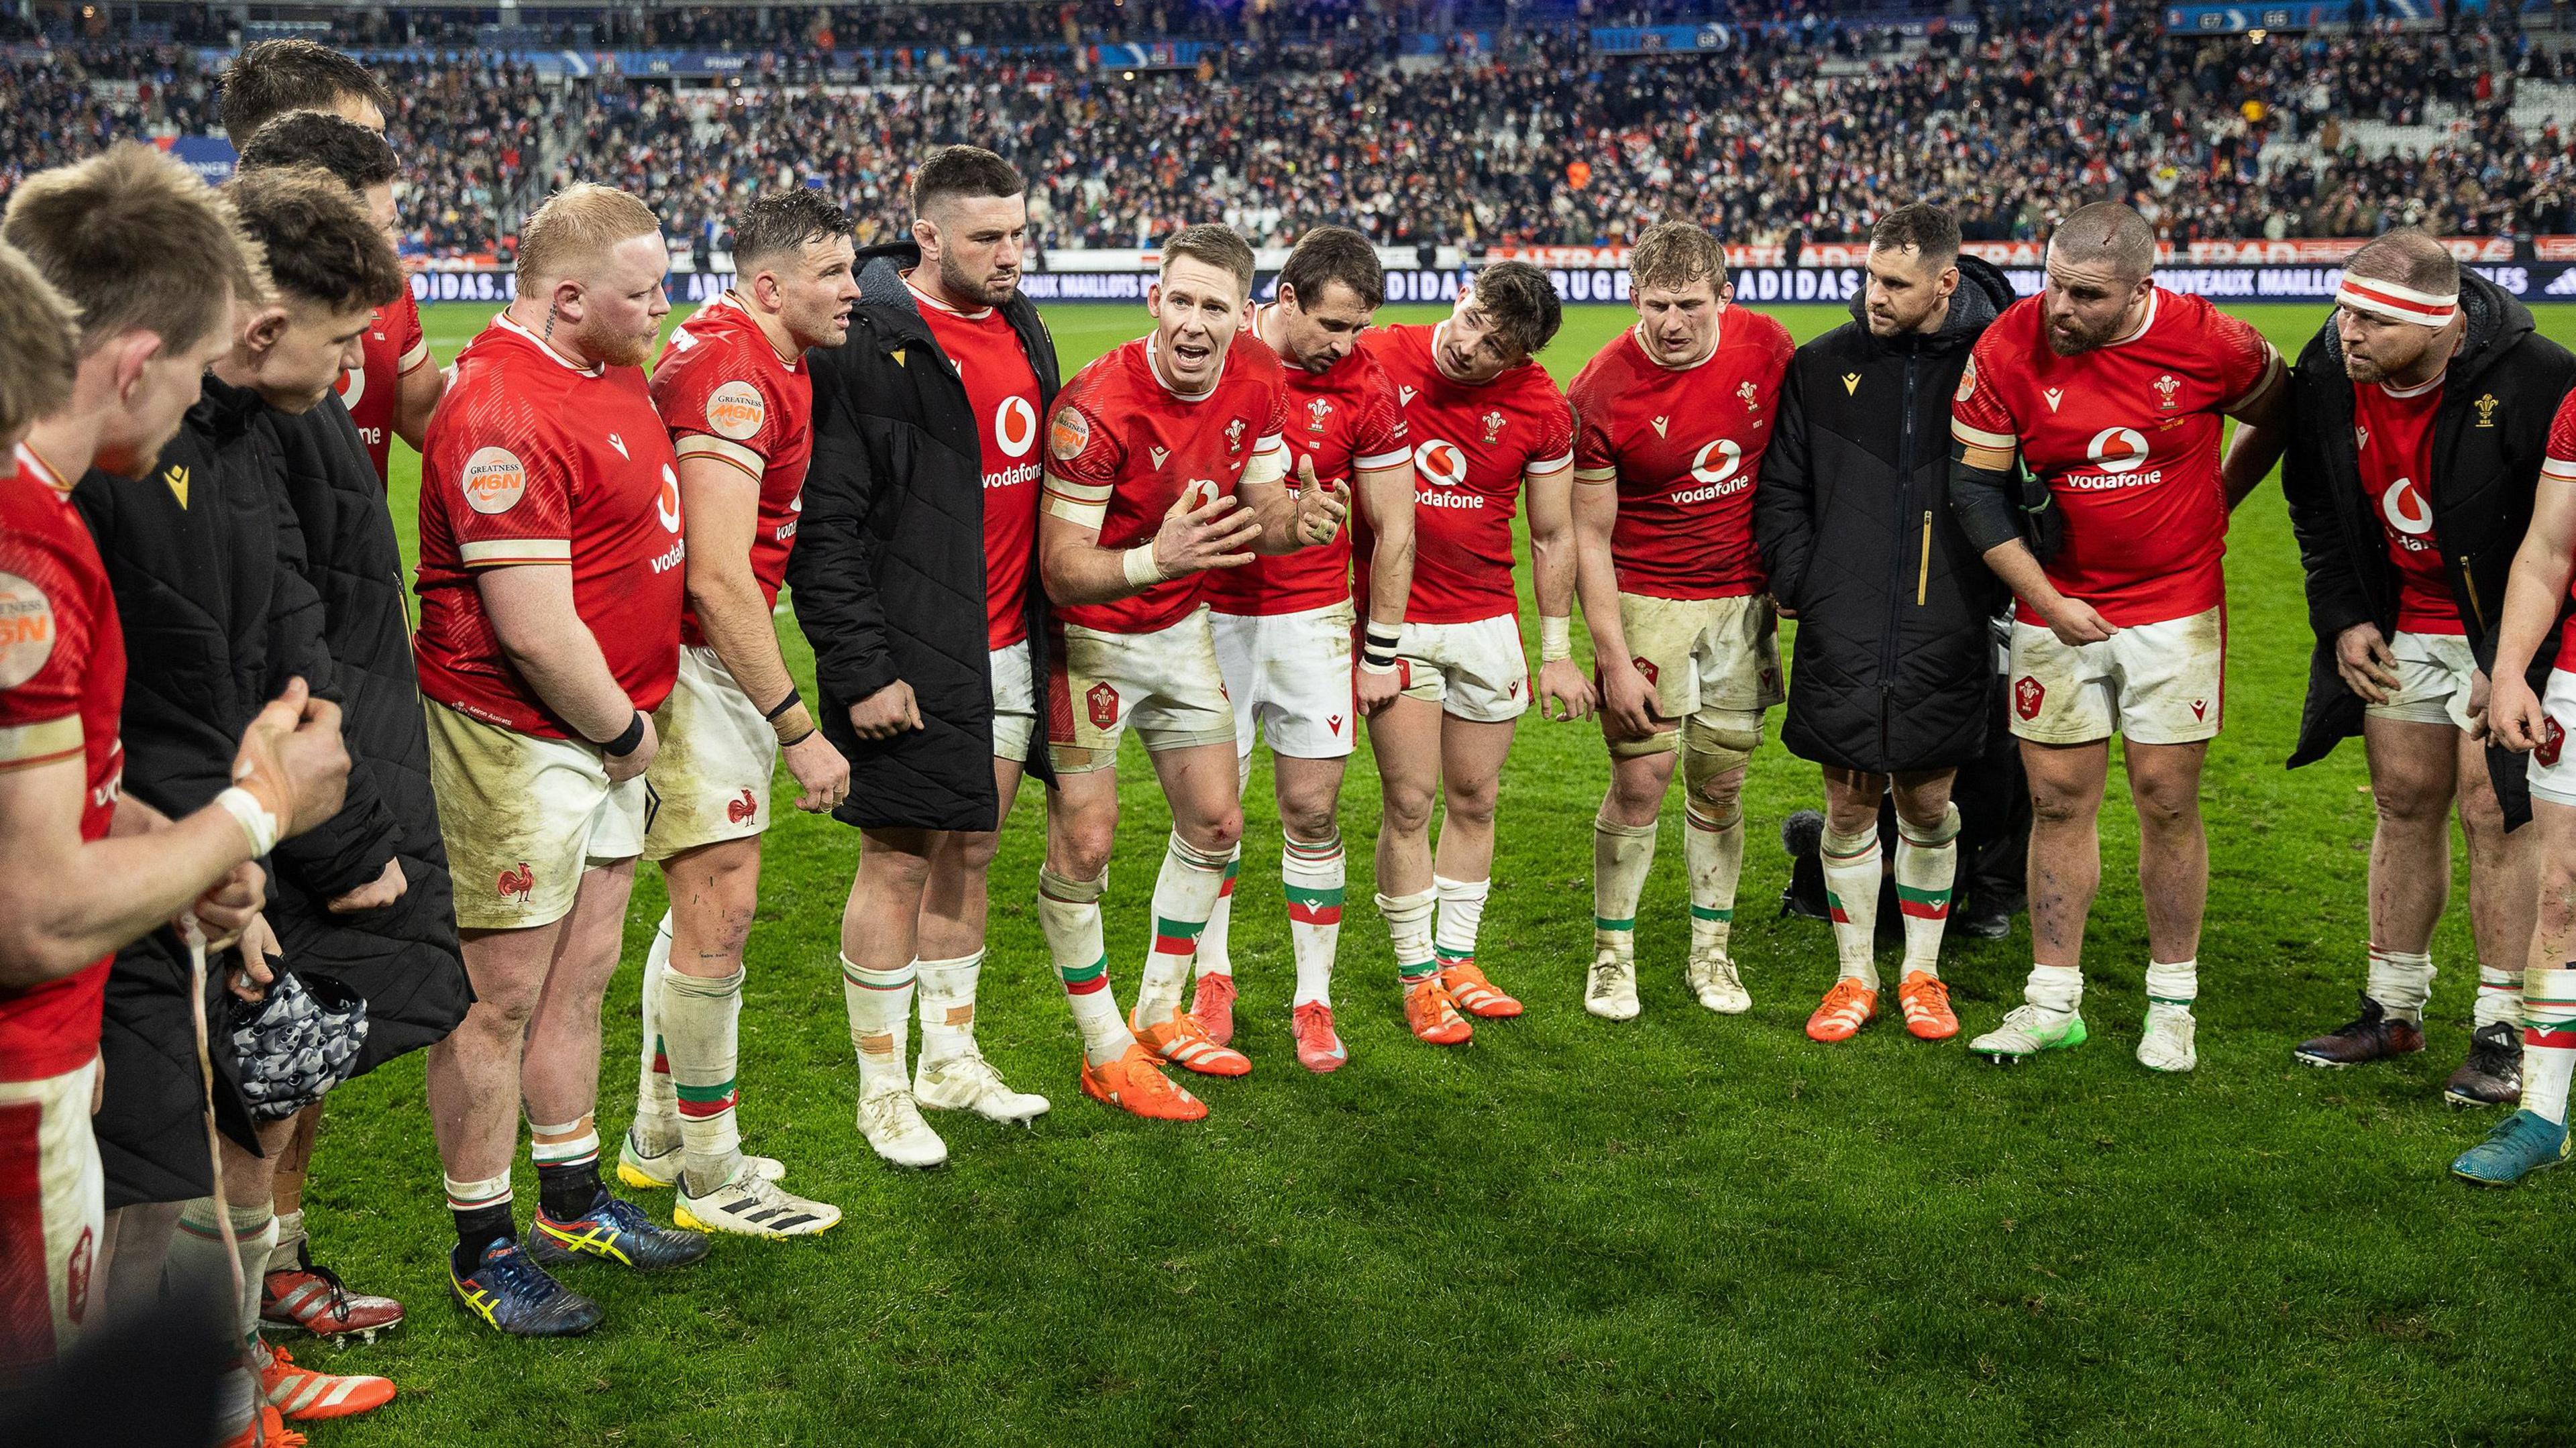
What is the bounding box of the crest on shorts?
[1307,397,1332,433]
[2544,716,2568,767]
[1480,410,1505,445]
[66,1226,91,1325]
[498,862,536,902]
[2154,374,2182,410]
[1227,418,1246,453]
[726,788,758,825]
[1632,655,1660,687]
[2013,675,2045,721]
[1087,681,1120,731]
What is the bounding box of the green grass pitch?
[292,297,2576,1446]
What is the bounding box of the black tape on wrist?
[762,686,803,722]
[601,710,647,757]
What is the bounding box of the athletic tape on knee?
[1898,802,1963,848]
[1682,717,1758,793]
[1038,866,1108,905]
[1167,830,1234,874]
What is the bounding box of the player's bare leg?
[1370,693,1468,1042]
[2126,740,2208,1071]
[1810,767,1960,1043]
[1426,714,1522,1019]
[1586,745,1675,1021]
[2453,729,2536,1105]
[841,829,948,1166]
[1676,726,1756,1014]
[1040,767,1205,1119]
[909,756,1051,1123]
[2298,716,2451,1069]
[1125,741,1251,1075]
[1972,740,2106,1064]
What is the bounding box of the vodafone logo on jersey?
[1690,439,1743,486]
[462,447,527,514]
[2066,427,2160,490]
[2380,476,2434,538]
[657,463,684,533]
[995,396,1039,459]
[1413,438,1485,510]
[335,363,365,409]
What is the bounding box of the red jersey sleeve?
[1526,387,1576,478]
[2198,302,2283,414]
[1041,394,1123,531]
[1353,374,1409,472]
[0,528,95,771]
[1950,331,2022,465]
[1566,360,1617,483]
[443,406,580,566]
[2545,390,2576,484]
[655,345,781,482]
[394,292,430,375]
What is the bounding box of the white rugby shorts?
[1394,613,1530,724]
[2008,605,2225,746]
[644,646,777,860]
[425,698,647,930]
[1214,600,1358,761]
[1046,606,1236,771]
[0,1056,101,1374]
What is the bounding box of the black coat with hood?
[2280,271,2576,828]
[1753,254,2016,773]
[790,242,1060,832]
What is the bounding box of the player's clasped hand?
[1155,486,1263,573]
[231,676,352,838]
[785,730,853,812]
[1598,656,1664,742]
[327,857,409,914]
[1538,657,1597,723]
[1293,454,1348,547]
[2491,669,2550,753]
[849,679,924,741]
[2335,621,2402,705]
[2045,596,2119,647]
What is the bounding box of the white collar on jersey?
[702,290,803,369]
[2379,370,2446,400]
[13,443,68,496]
[494,311,606,376]
[2102,288,2161,350]
[1631,317,1722,372]
[906,274,995,322]
[1144,331,1226,402]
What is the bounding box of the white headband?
[2337,273,2459,327]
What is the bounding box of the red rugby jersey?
[914,282,1045,649]
[415,314,686,737]
[1358,321,1575,626]
[2350,374,2458,636]
[649,291,813,649]
[336,288,429,484]
[1568,311,1794,600]
[0,445,125,1080]
[1206,305,1410,618]
[1041,330,1288,634]
[2540,390,2576,656]
[1951,288,2279,626]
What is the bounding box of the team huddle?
[10,36,2576,1447]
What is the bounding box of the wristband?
[1122,542,1166,590]
[1540,614,1573,663]
[769,702,817,744]
[215,785,280,856]
[761,686,803,722]
[1362,621,1401,674]
[600,710,647,758]
[779,726,817,748]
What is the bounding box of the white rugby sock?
[1136,833,1232,1025]
[1592,812,1658,967]
[1820,824,1883,991]
[1894,805,1960,979]
[659,964,745,1196]
[2522,967,2576,1126]
[632,911,681,1156]
[1283,830,1344,1007]
[2365,946,2435,1024]
[2475,963,2525,1032]
[1195,844,1242,981]
[841,954,915,1096]
[2145,959,2198,1016]
[916,950,983,1066]
[1433,874,1489,973]
[2025,963,2084,1015]
[1684,801,1743,960]
[1379,887,1438,989]
[1038,867,1134,1067]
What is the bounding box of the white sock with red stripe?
[1283,829,1344,1007]
[1894,805,1960,978]
[1820,824,1882,991]
[659,964,745,1196]
[1194,844,1242,981]
[174,1198,276,1437]
[840,954,915,1095]
[1433,875,1489,974]
[1134,832,1232,1025]
[632,911,682,1156]
[2522,966,2576,1126]
[2475,963,2524,1032]
[1038,867,1134,1067]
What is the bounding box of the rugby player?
[1568,222,1792,1023]
[1359,261,1591,1043]
[417,184,708,1336]
[1034,223,1343,1118]
[1192,226,1417,1072]
[621,191,856,1236]
[1950,201,2287,1072]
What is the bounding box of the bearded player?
[619,191,856,1239]
[1359,261,1592,1043]
[1189,226,1417,1072]
[1568,222,1792,1023]
[1035,223,1344,1119]
[1949,201,2286,1072]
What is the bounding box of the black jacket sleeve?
[2277,366,2375,648]
[788,370,900,707]
[1752,359,1817,608]
[260,469,398,897]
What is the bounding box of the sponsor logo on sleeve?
[706,380,769,441]
[0,571,56,689]
[1955,356,1978,404]
[1050,406,1092,461]
[462,447,528,514]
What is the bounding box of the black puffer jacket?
[75,375,396,1204]
[2281,273,2576,827]
[1754,255,2015,773]
[262,397,470,1073]
[791,243,1059,831]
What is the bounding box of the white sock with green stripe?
[916,950,983,1066]
[1820,824,1883,991]
[2145,958,2198,1016]
[1283,830,1344,1007]
[1434,875,1489,976]
[1894,805,1959,977]
[2365,946,2435,1024]
[841,952,915,1095]
[1684,801,1742,960]
[1039,867,1134,1067]
[2522,966,2576,1125]
[659,964,745,1196]
[1379,887,1438,990]
[1593,812,1658,966]
[1195,844,1242,981]
[632,911,682,1156]
[1134,832,1232,1025]
[2475,963,2524,1031]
